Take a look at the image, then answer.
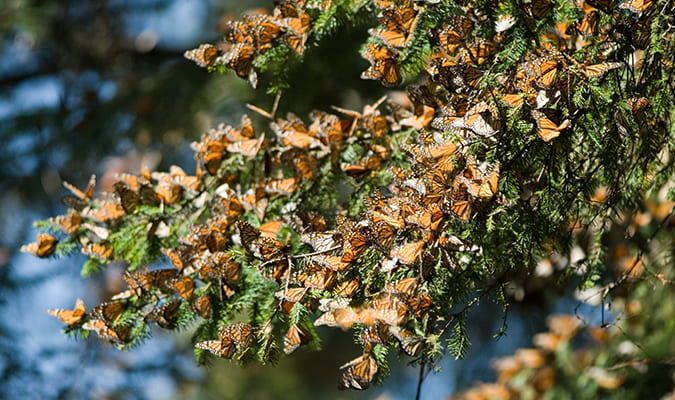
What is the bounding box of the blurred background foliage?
[1,0,674,399]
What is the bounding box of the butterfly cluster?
[184,0,312,87]
[26,0,671,392]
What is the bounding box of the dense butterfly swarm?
[25,0,674,391]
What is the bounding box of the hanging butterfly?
[21,233,58,258]
[191,295,211,318]
[166,276,195,300]
[619,0,653,13]
[195,336,236,359]
[463,162,500,199]
[383,277,419,296]
[627,97,648,120]
[338,352,378,390]
[565,10,600,36]
[581,62,622,79]
[279,12,311,54]
[361,43,402,87]
[224,43,258,88]
[82,319,131,345]
[389,240,425,265]
[333,279,359,297]
[47,298,86,326]
[359,323,393,345]
[586,0,617,13]
[144,299,182,329]
[361,292,408,326]
[524,0,553,19]
[389,326,425,356]
[436,16,474,54]
[616,17,652,49]
[91,300,127,324]
[49,208,84,233]
[184,44,220,68]
[275,287,308,303]
[61,174,96,211]
[369,3,419,49]
[532,110,570,142]
[284,323,312,354]
[81,242,113,261]
[220,322,254,348]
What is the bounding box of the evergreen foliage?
[24,0,675,395]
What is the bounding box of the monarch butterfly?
[363,293,408,326]
[130,267,179,291]
[464,163,500,199]
[91,300,127,325]
[532,110,570,142]
[361,43,402,87]
[61,174,96,211]
[566,10,600,36]
[369,206,404,230]
[86,199,125,222]
[389,326,425,356]
[619,0,653,13]
[47,298,86,326]
[275,287,308,303]
[21,232,58,258]
[223,43,258,88]
[525,0,553,19]
[581,62,622,79]
[184,44,219,68]
[301,231,339,252]
[339,353,378,390]
[333,279,359,297]
[389,240,424,265]
[586,0,617,12]
[359,323,393,345]
[220,322,254,347]
[113,181,140,214]
[316,306,361,330]
[191,295,211,318]
[405,290,433,318]
[384,277,419,296]
[81,242,113,261]
[196,336,236,358]
[501,93,525,108]
[206,231,227,253]
[82,319,129,344]
[369,5,419,49]
[237,220,261,252]
[461,38,497,66]
[265,177,298,196]
[283,323,312,354]
[628,97,648,119]
[226,136,264,157]
[166,276,195,300]
[531,56,563,88]
[437,17,474,53]
[145,299,182,329]
[299,262,335,290]
[280,12,311,54]
[368,221,397,251]
[312,254,349,272]
[211,251,241,285]
[155,174,182,205]
[49,208,83,233]
[617,17,651,49]
[452,102,498,136]
[438,233,480,252]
